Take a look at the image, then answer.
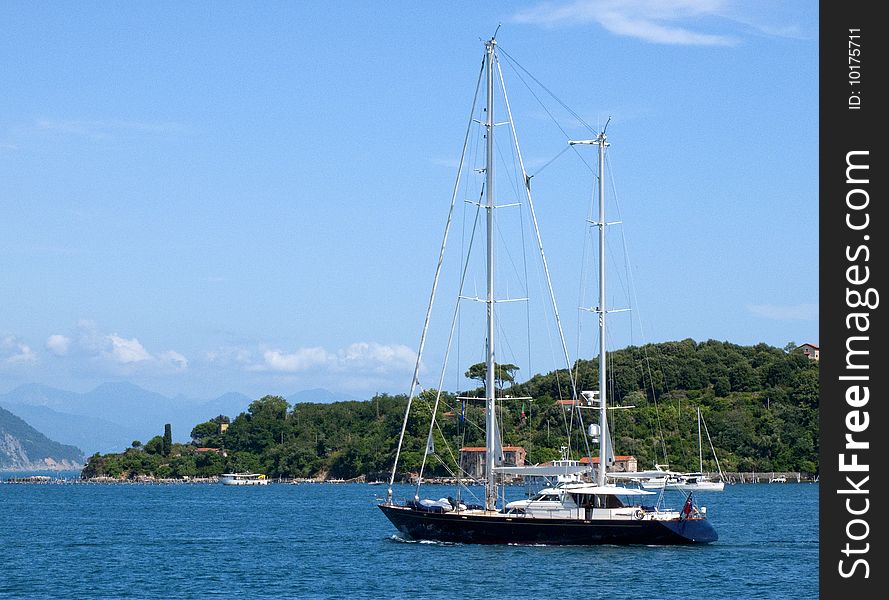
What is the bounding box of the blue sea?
[0,475,817,599]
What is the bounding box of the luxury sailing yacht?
[378,35,717,545]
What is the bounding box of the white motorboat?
[219,473,269,486]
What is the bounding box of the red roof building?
[577,454,638,473]
[798,343,819,361]
[459,446,527,479]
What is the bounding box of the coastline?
[2,471,818,485]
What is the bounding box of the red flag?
[681,494,694,519]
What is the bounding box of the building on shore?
[797,343,819,361]
[459,446,526,479]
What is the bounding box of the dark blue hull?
[379,504,717,545]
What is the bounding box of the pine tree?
[163,423,172,457]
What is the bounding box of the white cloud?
[46,334,72,356]
[1,335,38,365]
[45,321,189,374]
[746,303,818,321]
[158,350,189,371]
[105,334,153,364]
[513,0,739,46]
[75,319,107,354]
[226,341,420,397]
[206,346,253,368]
[337,342,417,374]
[259,347,333,373]
[250,342,417,376]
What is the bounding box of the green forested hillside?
[82,339,819,480]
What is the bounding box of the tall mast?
[483,37,497,511]
[698,406,703,473]
[570,128,609,487]
[595,131,608,488]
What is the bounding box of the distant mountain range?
[0,383,359,456]
[0,405,84,470]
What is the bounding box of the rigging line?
[457,171,486,387]
[416,145,492,482]
[414,402,465,491]
[454,475,485,504]
[458,100,484,392]
[603,154,632,330]
[573,174,597,396]
[415,189,485,493]
[607,154,636,347]
[416,392,472,487]
[494,132,524,210]
[517,189,568,409]
[499,57,595,175]
[700,411,725,479]
[493,73,525,207]
[648,339,672,463]
[456,404,487,437]
[497,52,589,463]
[425,447,476,487]
[492,318,527,403]
[494,213,529,298]
[527,226,569,413]
[430,453,456,479]
[498,49,596,174]
[416,154,531,490]
[457,402,466,497]
[488,93,532,321]
[457,184,486,392]
[520,198,532,379]
[499,46,597,134]
[497,52,577,401]
[609,347,619,448]
[605,149,669,465]
[388,54,485,501]
[530,144,572,178]
[430,422,466,481]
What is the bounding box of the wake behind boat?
[378,34,717,546]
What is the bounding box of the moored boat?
[219,473,269,486]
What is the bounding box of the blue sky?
[0,1,817,400]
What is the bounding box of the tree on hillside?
[465,362,520,389]
[225,395,290,455]
[144,435,164,455]
[163,424,172,456]
[81,341,820,480]
[191,421,221,446]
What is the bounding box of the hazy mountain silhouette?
[1,383,353,455]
